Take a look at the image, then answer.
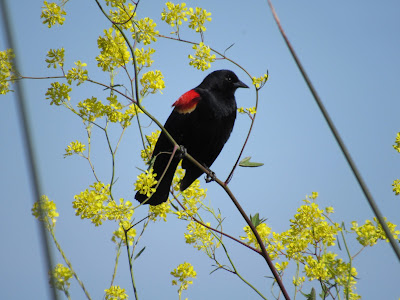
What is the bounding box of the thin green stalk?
[103,126,116,199]
[86,126,100,182]
[226,88,260,184]
[214,227,268,300]
[110,242,122,287]
[124,229,139,300]
[114,126,127,155]
[131,217,150,257]
[293,261,300,300]
[340,223,352,300]
[49,228,92,300]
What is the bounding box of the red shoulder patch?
[172,89,201,114]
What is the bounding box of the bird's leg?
[177,145,187,159]
[203,164,216,183]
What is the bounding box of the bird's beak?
[234,80,249,89]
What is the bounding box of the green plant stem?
[340,223,352,300]
[215,227,268,300]
[131,218,150,259]
[85,126,101,182]
[50,228,92,300]
[226,88,260,184]
[293,261,299,300]
[104,126,116,199]
[114,126,127,155]
[110,242,122,287]
[124,229,139,300]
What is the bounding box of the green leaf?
[134,246,146,261]
[239,156,264,167]
[300,287,316,300]
[249,213,267,227]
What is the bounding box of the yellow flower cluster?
[391,133,400,196]
[0,49,15,95]
[41,1,66,28]
[172,164,207,219]
[104,285,128,300]
[240,223,271,251]
[351,217,399,247]
[135,17,159,45]
[135,47,156,70]
[111,220,137,246]
[105,198,134,221]
[161,3,211,37]
[49,264,73,291]
[171,262,197,296]
[76,95,139,127]
[77,97,103,122]
[45,48,65,69]
[240,193,363,298]
[140,130,160,161]
[105,0,127,7]
[304,253,360,299]
[274,261,289,272]
[109,3,136,30]
[32,195,59,229]
[149,201,172,222]
[393,179,400,196]
[73,182,133,226]
[184,221,216,254]
[96,28,131,72]
[134,169,158,199]
[107,2,158,46]
[161,2,188,28]
[237,107,256,115]
[252,73,269,89]
[393,132,400,153]
[188,7,211,32]
[66,60,88,86]
[292,275,305,287]
[45,82,71,106]
[277,198,341,260]
[139,70,165,97]
[64,140,86,157]
[188,42,216,71]
[180,180,207,216]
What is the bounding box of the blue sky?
[1,0,399,299]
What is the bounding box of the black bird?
[135,69,248,205]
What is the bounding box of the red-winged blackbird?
[135,69,248,205]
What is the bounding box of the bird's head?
[200,69,249,94]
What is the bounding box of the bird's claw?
[178,145,187,159]
[204,165,216,183]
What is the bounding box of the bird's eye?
[226,76,232,82]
